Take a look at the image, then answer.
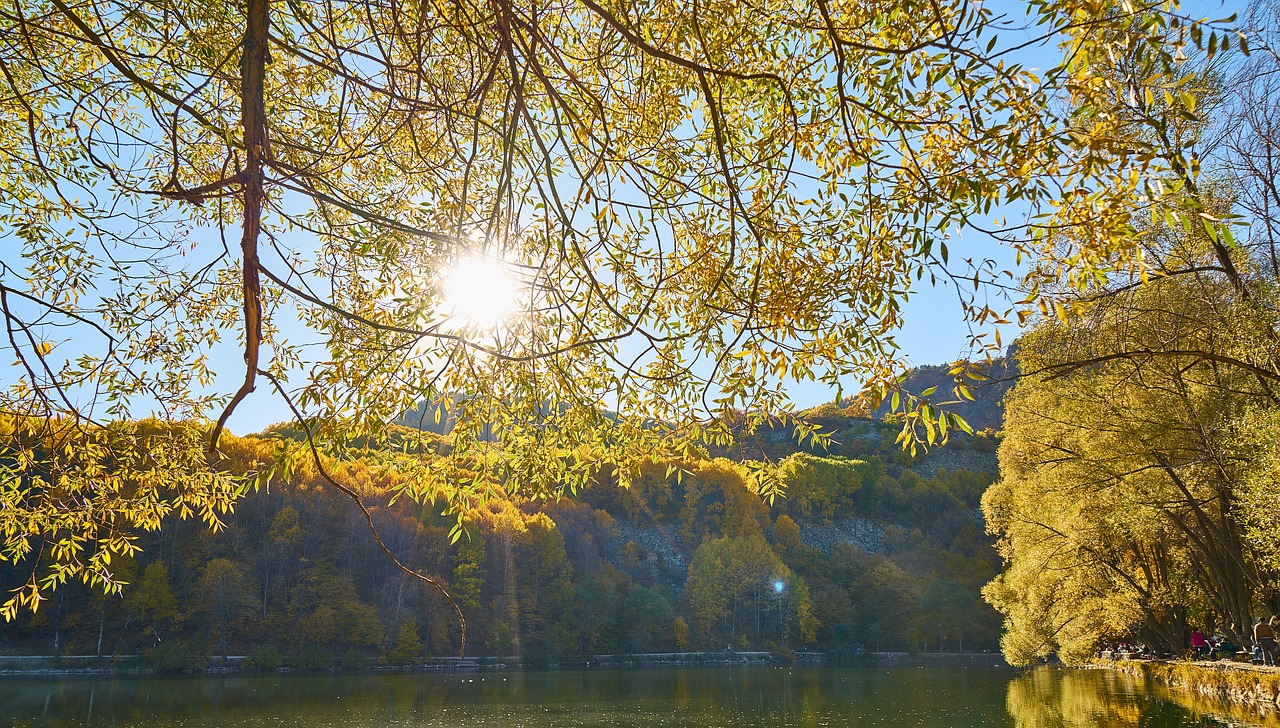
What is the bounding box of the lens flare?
[440,255,521,331]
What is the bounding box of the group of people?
[1189,616,1280,664]
[1101,616,1280,665]
[1187,630,1239,660]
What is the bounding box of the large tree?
[0,0,1244,617]
[984,286,1265,662]
[983,3,1280,664]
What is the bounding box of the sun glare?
[440,255,522,331]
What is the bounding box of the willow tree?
[0,0,1243,617]
[984,274,1267,662]
[982,163,1280,665]
[1217,0,1280,573]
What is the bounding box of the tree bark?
[211,0,269,450]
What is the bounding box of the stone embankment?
[1,650,1007,674]
[1098,657,1280,712]
[588,651,801,667]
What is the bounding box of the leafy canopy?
[0,0,1243,614]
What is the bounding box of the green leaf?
[1201,217,1219,244]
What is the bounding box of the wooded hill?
[871,353,1016,433]
[0,397,1005,668]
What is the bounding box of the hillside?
[0,417,1004,668]
[0,358,1013,668]
[873,351,1016,432]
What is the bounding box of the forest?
[0,412,1003,668]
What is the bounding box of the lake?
[0,665,1272,727]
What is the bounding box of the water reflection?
[0,665,1269,727]
[1005,667,1272,727]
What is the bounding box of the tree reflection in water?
[1,666,1273,727]
[1005,667,1270,727]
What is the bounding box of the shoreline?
[1090,657,1280,716]
[0,650,1008,677]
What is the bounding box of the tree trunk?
[96,608,105,657]
[53,595,62,656]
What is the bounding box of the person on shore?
[1190,630,1209,658]
[1254,617,1277,666]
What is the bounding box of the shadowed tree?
[384,619,425,665]
[197,557,253,658]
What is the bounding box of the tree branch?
[210,0,269,453]
[258,369,467,656]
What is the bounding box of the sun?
[440,255,522,331]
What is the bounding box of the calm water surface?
[0,665,1273,727]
